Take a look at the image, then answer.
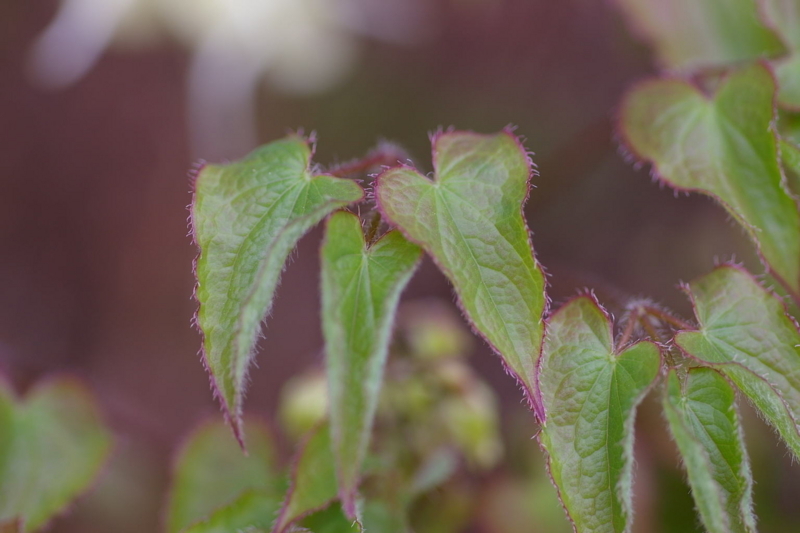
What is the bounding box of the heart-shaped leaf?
[663,368,755,533]
[166,418,278,533]
[0,378,111,532]
[676,265,800,458]
[321,211,421,517]
[615,0,786,70]
[621,63,800,294]
[192,136,364,441]
[375,130,547,418]
[538,297,661,533]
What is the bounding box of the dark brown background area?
[1,1,793,532]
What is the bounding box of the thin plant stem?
[617,306,644,349]
[329,146,407,178]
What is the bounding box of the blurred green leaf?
[662,368,755,533]
[615,0,785,70]
[279,372,328,441]
[0,378,112,532]
[761,0,800,107]
[166,418,278,533]
[192,136,364,439]
[274,424,352,533]
[676,265,800,458]
[182,491,279,533]
[321,211,421,516]
[621,63,800,293]
[299,504,361,533]
[538,297,660,533]
[375,130,547,418]
[780,137,800,197]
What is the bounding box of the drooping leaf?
[614,0,786,70]
[538,297,661,533]
[192,136,364,439]
[662,368,755,533]
[321,211,421,516]
[182,491,279,533]
[676,264,800,458]
[620,63,800,293]
[273,423,351,533]
[166,417,278,533]
[375,130,547,418]
[0,378,112,532]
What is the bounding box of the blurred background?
[0,0,797,531]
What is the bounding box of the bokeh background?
[0,0,797,531]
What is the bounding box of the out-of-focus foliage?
[164,296,504,532]
[166,418,280,533]
[0,378,111,532]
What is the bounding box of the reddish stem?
[641,306,694,331]
[617,307,644,349]
[328,146,407,178]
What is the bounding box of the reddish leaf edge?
[0,374,114,533]
[373,127,549,423]
[674,263,800,455]
[188,134,365,450]
[319,210,423,520]
[535,292,663,533]
[615,61,800,301]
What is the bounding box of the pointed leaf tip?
[375,129,547,418]
[321,211,421,517]
[192,136,363,437]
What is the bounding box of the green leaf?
[192,136,364,439]
[761,0,800,108]
[166,417,278,533]
[615,0,786,70]
[0,378,112,532]
[538,297,661,533]
[182,491,279,533]
[780,137,800,197]
[273,423,347,533]
[662,368,755,533]
[375,130,547,418]
[321,211,421,516]
[300,504,361,533]
[620,63,800,294]
[676,264,800,458]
